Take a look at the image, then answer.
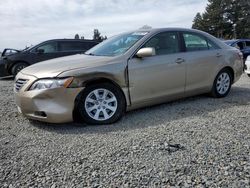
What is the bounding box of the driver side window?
[36,42,57,53]
[236,42,244,50]
[143,32,180,55]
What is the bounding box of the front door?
[128,31,186,105]
[29,41,62,63]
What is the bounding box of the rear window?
[246,41,250,48]
[59,41,95,52]
[183,33,219,52]
[87,42,99,49]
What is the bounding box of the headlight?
[29,77,73,91]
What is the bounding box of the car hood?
[1,48,21,57]
[21,54,114,78]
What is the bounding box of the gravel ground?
[0,75,250,187]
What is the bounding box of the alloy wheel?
[216,72,230,95]
[84,88,118,121]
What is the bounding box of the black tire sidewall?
[212,69,232,98]
[12,63,28,76]
[77,83,125,125]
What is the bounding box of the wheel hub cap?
[216,72,230,95]
[84,89,118,121]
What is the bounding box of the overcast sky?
[0,0,207,52]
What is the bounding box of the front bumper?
[0,59,10,77]
[14,72,83,123]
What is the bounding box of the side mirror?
[37,49,45,54]
[136,47,156,58]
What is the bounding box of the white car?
[245,56,250,77]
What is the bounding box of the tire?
[11,62,28,76]
[76,83,126,125]
[247,74,250,78]
[210,68,232,98]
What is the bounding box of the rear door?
[128,31,186,104]
[58,41,95,56]
[180,32,222,93]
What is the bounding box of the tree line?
[74,25,153,41]
[192,0,250,39]
[74,29,107,41]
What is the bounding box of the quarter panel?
[59,59,131,106]
[184,49,223,93]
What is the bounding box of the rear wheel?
[210,69,232,98]
[11,62,28,76]
[76,83,126,125]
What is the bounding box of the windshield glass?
[22,46,30,51]
[85,31,148,56]
[224,40,236,45]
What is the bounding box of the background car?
[224,39,250,62]
[0,39,99,77]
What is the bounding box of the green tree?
[93,29,107,41]
[74,34,80,39]
[93,29,101,41]
[225,0,250,38]
[192,0,250,39]
[192,13,204,30]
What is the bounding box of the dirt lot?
[0,74,250,187]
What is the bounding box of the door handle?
[216,53,222,57]
[175,58,185,64]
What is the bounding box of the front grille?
[15,78,28,92]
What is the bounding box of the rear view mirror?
[136,47,156,58]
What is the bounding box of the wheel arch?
[73,77,128,122]
[220,66,235,83]
[8,61,30,74]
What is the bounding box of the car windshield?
[224,40,236,45]
[22,46,31,51]
[85,32,148,56]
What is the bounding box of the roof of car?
[43,39,99,43]
[224,39,250,43]
[133,27,220,39]
[136,27,203,32]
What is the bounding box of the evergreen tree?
[74,34,80,39]
[93,29,107,41]
[192,0,250,39]
[93,29,101,41]
[225,0,250,38]
[192,13,204,30]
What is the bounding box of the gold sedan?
[14,28,243,124]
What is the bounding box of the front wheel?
[76,83,126,125]
[11,62,28,76]
[210,69,232,98]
